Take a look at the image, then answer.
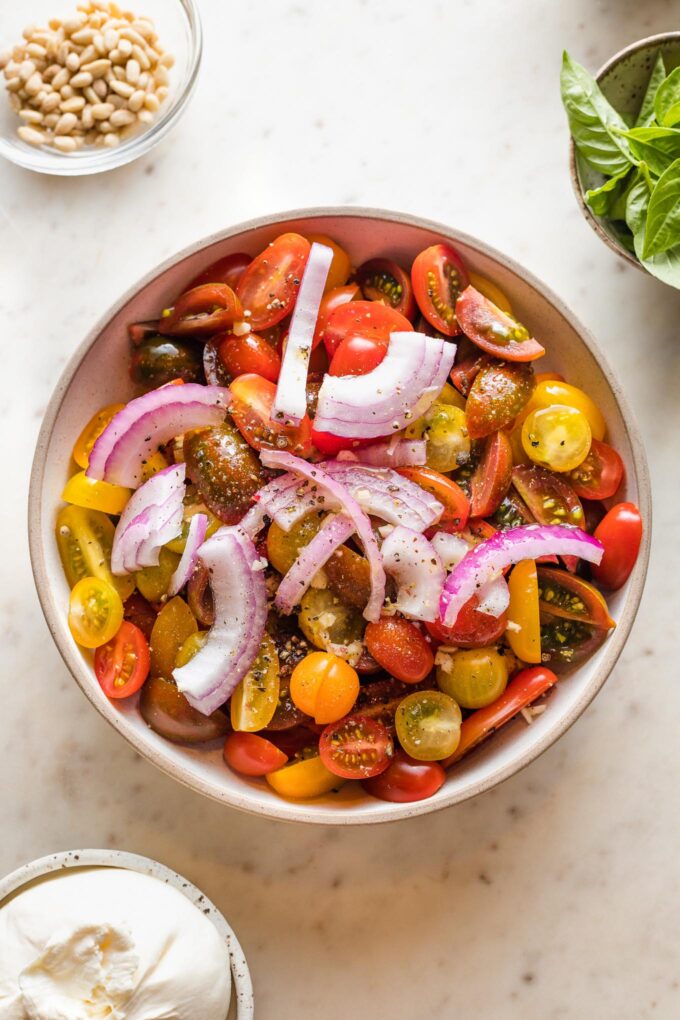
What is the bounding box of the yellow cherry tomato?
[520,380,606,441]
[506,560,541,663]
[436,647,508,709]
[72,403,125,469]
[395,691,462,761]
[436,381,467,410]
[166,508,221,554]
[174,630,208,668]
[135,547,181,602]
[150,596,197,678]
[56,505,134,601]
[290,651,360,724]
[231,634,280,732]
[468,272,512,313]
[140,450,170,482]
[522,405,592,472]
[266,754,345,799]
[62,471,131,516]
[306,234,352,292]
[68,576,123,649]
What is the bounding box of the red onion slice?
[167,513,208,597]
[274,513,355,614]
[440,524,604,627]
[430,530,508,618]
[173,526,267,715]
[314,332,456,438]
[381,526,445,622]
[337,438,427,468]
[87,383,230,488]
[260,450,386,622]
[111,464,186,575]
[273,242,333,425]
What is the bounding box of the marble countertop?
[2,0,679,1016]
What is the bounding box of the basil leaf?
[623,126,680,177]
[641,157,680,257]
[636,51,666,127]
[609,169,639,221]
[654,66,680,126]
[561,51,634,175]
[627,172,680,287]
[585,168,631,216]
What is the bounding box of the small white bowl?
[0,848,253,1020]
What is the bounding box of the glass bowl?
[0,0,201,175]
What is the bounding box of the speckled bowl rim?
[569,31,680,269]
[0,849,253,1019]
[28,205,652,825]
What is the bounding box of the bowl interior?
[0,0,200,175]
[30,209,651,824]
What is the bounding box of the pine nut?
[143,92,159,112]
[104,28,119,50]
[92,78,108,98]
[63,17,86,35]
[110,107,134,126]
[19,108,43,123]
[53,134,77,152]
[127,88,144,111]
[97,119,112,131]
[60,96,86,112]
[79,44,97,65]
[55,111,78,134]
[43,112,59,128]
[125,57,140,83]
[136,108,153,124]
[81,104,94,128]
[84,85,99,103]
[19,60,36,81]
[82,58,111,78]
[8,93,21,112]
[131,44,149,70]
[108,94,124,109]
[0,51,11,71]
[60,85,75,99]
[154,65,168,86]
[52,67,69,89]
[24,72,43,95]
[71,28,95,45]
[26,43,47,59]
[18,125,45,145]
[66,52,80,72]
[42,92,61,112]
[91,101,114,119]
[120,27,146,47]
[109,78,133,97]
[118,37,132,57]
[6,75,22,92]
[70,71,93,88]
[103,131,119,147]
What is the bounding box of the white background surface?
[2,1,679,1017]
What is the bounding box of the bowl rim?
[0,848,253,1019]
[0,0,203,177]
[568,31,680,269]
[28,205,653,825]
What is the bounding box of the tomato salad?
[56,232,643,804]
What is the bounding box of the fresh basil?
[561,52,634,175]
[636,51,666,127]
[627,171,680,285]
[641,157,680,257]
[585,169,631,216]
[621,125,680,177]
[654,66,680,127]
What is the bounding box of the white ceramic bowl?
[0,848,253,1019]
[29,207,652,825]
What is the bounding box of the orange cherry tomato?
[313,283,361,349]
[72,403,125,469]
[236,233,311,331]
[322,300,413,360]
[223,732,288,777]
[591,502,643,591]
[364,616,434,683]
[266,754,344,798]
[161,284,243,337]
[506,560,541,664]
[217,332,281,383]
[94,621,150,699]
[456,286,545,361]
[396,466,470,531]
[305,234,351,292]
[411,243,470,337]
[229,373,313,457]
[188,252,252,290]
[289,652,360,724]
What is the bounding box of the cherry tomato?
[128,320,159,346]
[123,592,157,640]
[519,380,606,441]
[297,588,364,655]
[411,243,470,336]
[94,621,150,699]
[536,567,615,629]
[230,373,313,457]
[223,732,288,776]
[444,666,558,766]
[449,352,490,396]
[261,725,316,755]
[322,300,413,360]
[355,677,424,733]
[365,616,434,683]
[175,631,208,668]
[456,286,545,361]
[289,651,360,724]
[465,361,536,439]
[512,466,585,529]
[266,752,344,798]
[467,272,512,313]
[396,467,470,530]
[149,596,197,678]
[357,257,416,320]
[425,595,508,648]
[130,337,204,389]
[408,402,470,473]
[591,502,643,591]
[230,634,280,732]
[324,543,372,612]
[567,439,624,500]
[160,283,243,337]
[310,430,369,456]
[469,431,513,517]
[188,252,252,290]
[216,332,281,383]
[395,690,462,761]
[313,283,361,348]
[436,646,508,709]
[492,490,535,530]
[306,234,351,291]
[267,514,322,574]
[539,615,608,671]
[56,505,134,601]
[329,333,389,377]
[319,715,393,779]
[184,421,267,523]
[522,405,592,472]
[140,676,229,744]
[135,546,180,602]
[62,471,131,516]
[506,560,541,663]
[72,403,125,468]
[363,750,446,803]
[236,233,311,331]
[69,577,124,649]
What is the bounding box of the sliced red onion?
[273,242,333,425]
[87,383,230,488]
[476,578,510,619]
[430,530,508,619]
[111,464,185,576]
[381,526,445,622]
[337,438,427,468]
[440,524,604,627]
[314,332,456,438]
[173,525,267,715]
[274,513,355,614]
[167,513,208,597]
[259,450,386,622]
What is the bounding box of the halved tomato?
[217,332,281,383]
[313,283,361,348]
[188,252,252,290]
[94,621,150,699]
[512,465,585,529]
[319,715,393,779]
[567,439,624,500]
[230,373,313,457]
[425,595,507,648]
[411,243,470,336]
[236,233,311,331]
[397,466,470,530]
[356,258,416,320]
[591,502,643,591]
[160,284,243,337]
[465,361,536,439]
[363,750,446,802]
[449,353,491,395]
[456,286,545,361]
[537,567,615,629]
[223,732,288,777]
[469,431,513,517]
[322,300,413,360]
[539,615,608,672]
[329,333,389,377]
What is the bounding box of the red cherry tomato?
[470,431,513,517]
[455,286,545,361]
[313,283,361,349]
[322,300,413,360]
[236,233,311,331]
[396,467,470,531]
[217,332,281,383]
[329,333,389,377]
[356,258,416,320]
[223,732,289,777]
[188,252,252,290]
[363,750,446,803]
[444,666,558,767]
[567,439,625,501]
[123,592,157,641]
[425,595,507,648]
[319,715,394,779]
[449,353,490,395]
[591,502,643,591]
[94,621,150,699]
[161,284,243,337]
[411,243,470,337]
[230,373,313,457]
[310,429,370,456]
[365,616,434,683]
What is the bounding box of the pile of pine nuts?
[0,0,174,153]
